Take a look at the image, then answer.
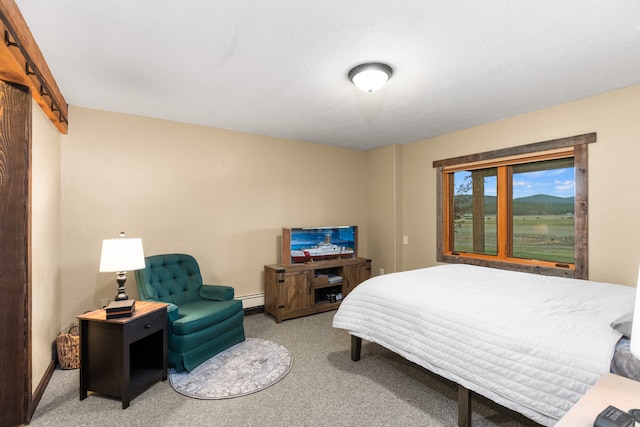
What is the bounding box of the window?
[434,133,595,279]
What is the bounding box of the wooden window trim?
[434,133,595,279]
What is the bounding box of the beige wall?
[400,83,640,286]
[28,82,640,390]
[59,106,369,326]
[31,101,62,389]
[55,84,640,329]
[366,144,402,275]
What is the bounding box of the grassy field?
[453,215,575,263]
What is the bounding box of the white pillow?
[610,311,633,338]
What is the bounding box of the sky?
[455,167,575,199]
[511,168,575,198]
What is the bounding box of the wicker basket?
[56,325,79,369]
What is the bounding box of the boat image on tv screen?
[289,226,355,263]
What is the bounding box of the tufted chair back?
[135,254,205,305]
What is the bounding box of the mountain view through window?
[453,157,575,263]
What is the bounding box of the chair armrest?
[167,303,179,322]
[200,284,235,301]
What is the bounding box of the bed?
[332,264,637,426]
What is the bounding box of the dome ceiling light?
[348,62,393,93]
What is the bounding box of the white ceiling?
[14,1,640,151]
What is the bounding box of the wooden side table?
[78,300,168,408]
[556,373,640,426]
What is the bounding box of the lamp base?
[114,272,129,301]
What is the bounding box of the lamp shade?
[630,265,640,359]
[348,63,393,93]
[99,237,145,272]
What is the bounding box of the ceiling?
[14,1,640,151]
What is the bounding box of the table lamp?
[99,232,145,301]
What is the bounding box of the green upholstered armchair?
[134,253,245,372]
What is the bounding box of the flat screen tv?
[282,226,357,266]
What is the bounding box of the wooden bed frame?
[351,335,474,427]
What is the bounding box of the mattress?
[332,264,636,426]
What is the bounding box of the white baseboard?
[237,293,264,309]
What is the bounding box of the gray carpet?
[170,338,292,399]
[30,310,541,426]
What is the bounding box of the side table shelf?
[77,300,168,409]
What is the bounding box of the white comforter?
[332,264,636,426]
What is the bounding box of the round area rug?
[169,338,293,399]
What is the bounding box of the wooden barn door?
[0,79,32,426]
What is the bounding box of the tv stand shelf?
[264,257,371,323]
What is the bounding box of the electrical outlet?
[379,268,385,275]
[403,236,408,245]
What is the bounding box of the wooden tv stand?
[264,257,371,323]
